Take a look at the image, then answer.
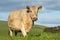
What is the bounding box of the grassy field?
[0,21,60,40]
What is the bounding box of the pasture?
[0,21,60,40]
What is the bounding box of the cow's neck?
[32,21,34,26]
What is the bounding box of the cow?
[8,6,42,37]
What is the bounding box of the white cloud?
[0,0,60,11]
[0,0,43,12]
[44,0,60,10]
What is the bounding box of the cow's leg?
[9,29,13,37]
[15,31,17,36]
[21,26,27,37]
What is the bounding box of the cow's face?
[26,6,42,21]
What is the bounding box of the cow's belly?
[9,20,22,31]
[8,18,32,32]
[9,26,21,31]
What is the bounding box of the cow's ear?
[38,6,42,10]
[26,6,30,10]
[26,6,30,13]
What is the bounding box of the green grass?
[0,21,60,40]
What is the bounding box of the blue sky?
[0,0,60,27]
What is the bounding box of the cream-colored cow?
[8,6,42,37]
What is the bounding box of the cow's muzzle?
[33,18,38,21]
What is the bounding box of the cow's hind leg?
[15,31,17,36]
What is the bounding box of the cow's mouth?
[32,18,38,21]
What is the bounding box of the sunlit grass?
[0,21,60,40]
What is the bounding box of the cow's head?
[26,6,42,21]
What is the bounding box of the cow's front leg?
[9,29,13,37]
[21,26,27,37]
